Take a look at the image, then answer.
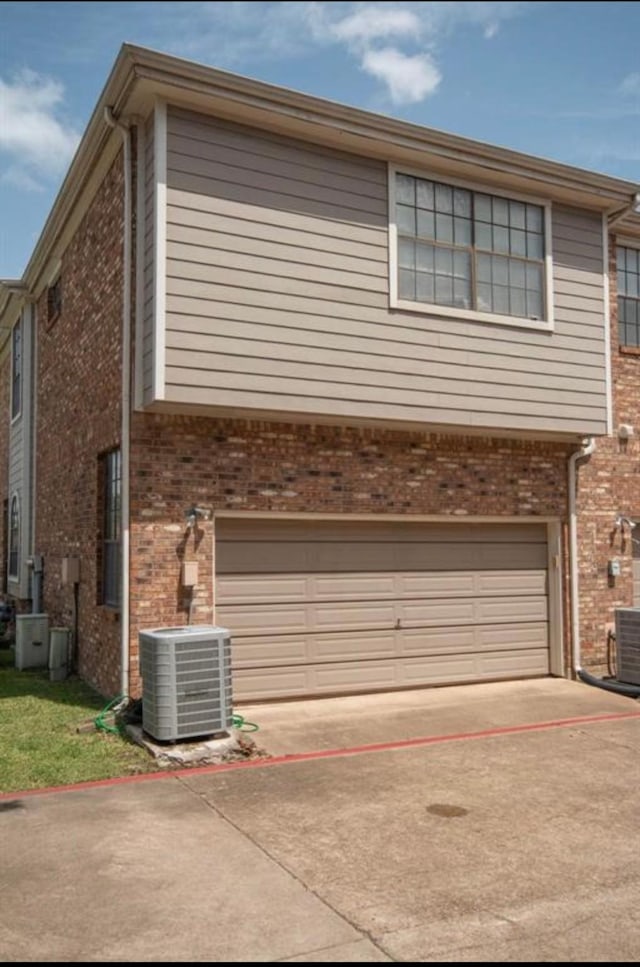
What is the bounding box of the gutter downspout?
[568,437,596,676]
[104,107,132,700]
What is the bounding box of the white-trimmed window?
[11,320,21,421]
[8,494,19,580]
[101,449,121,609]
[617,245,640,347]
[390,168,552,330]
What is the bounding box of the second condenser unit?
[139,625,233,741]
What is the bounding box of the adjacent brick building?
[1,45,639,703]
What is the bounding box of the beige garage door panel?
[217,540,547,573]
[217,569,547,606]
[231,621,548,668]
[217,519,547,544]
[233,647,549,700]
[217,594,547,638]
[216,518,550,701]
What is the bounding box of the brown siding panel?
[162,107,608,436]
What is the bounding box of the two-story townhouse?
[1,45,639,703]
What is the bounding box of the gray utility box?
[15,614,49,670]
[615,608,640,685]
[139,626,233,742]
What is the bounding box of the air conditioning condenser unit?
[614,607,640,685]
[139,625,233,741]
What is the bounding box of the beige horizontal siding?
[166,364,604,419]
[166,298,606,365]
[166,229,386,274]
[160,107,607,436]
[164,381,601,434]
[167,311,604,379]
[167,193,387,249]
[169,108,385,184]
[142,111,155,404]
[166,245,386,292]
[167,347,603,406]
[167,136,387,204]
[166,279,605,348]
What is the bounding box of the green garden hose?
[94,695,124,735]
[232,713,259,733]
[93,697,259,735]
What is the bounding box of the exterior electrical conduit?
[104,106,132,700]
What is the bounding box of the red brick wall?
[128,413,571,696]
[36,150,124,697]
[577,235,640,672]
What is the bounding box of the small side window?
[617,246,640,348]
[47,277,62,327]
[100,449,121,609]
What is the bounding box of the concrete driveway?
[2,679,640,962]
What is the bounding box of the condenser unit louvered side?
[139,626,233,741]
[614,608,640,686]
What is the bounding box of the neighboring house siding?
[161,106,607,436]
[128,409,571,698]
[142,111,155,404]
[8,308,34,600]
[577,234,640,674]
[0,348,9,596]
[36,150,124,697]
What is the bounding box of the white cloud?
[0,69,81,189]
[361,47,441,104]
[332,8,421,45]
[148,1,535,107]
[620,73,640,96]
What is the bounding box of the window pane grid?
[396,173,545,320]
[617,247,640,347]
[102,450,121,608]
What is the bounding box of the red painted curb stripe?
[2,708,640,802]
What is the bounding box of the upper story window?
[11,320,21,421]
[101,449,121,609]
[8,495,19,580]
[391,170,551,330]
[617,246,640,347]
[47,277,62,327]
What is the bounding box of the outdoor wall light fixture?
[184,506,212,527]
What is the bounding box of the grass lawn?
[0,646,158,793]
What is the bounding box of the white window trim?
[10,318,22,425]
[388,163,555,333]
[8,492,20,581]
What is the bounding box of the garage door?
[215,519,549,701]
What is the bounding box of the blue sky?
[1,1,639,278]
